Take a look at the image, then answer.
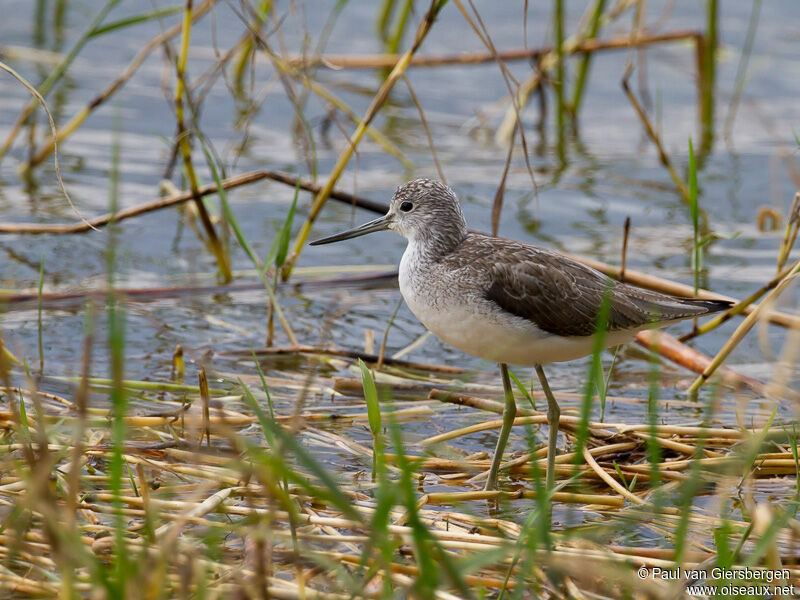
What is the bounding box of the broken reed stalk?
[582,446,645,505]
[688,260,800,393]
[491,121,515,235]
[776,193,800,273]
[621,64,690,202]
[420,391,796,443]
[172,345,185,382]
[377,299,404,369]
[285,30,703,69]
[402,74,446,181]
[245,345,464,373]
[281,0,448,281]
[620,216,630,282]
[420,414,610,446]
[173,0,231,282]
[0,169,384,234]
[634,330,772,397]
[198,367,211,447]
[422,385,672,415]
[495,71,541,146]
[422,489,623,507]
[679,257,800,341]
[24,0,216,170]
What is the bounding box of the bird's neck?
[405,224,467,260]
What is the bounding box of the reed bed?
[3,348,800,598]
[0,0,798,597]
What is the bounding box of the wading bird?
[311,179,732,492]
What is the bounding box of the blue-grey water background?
[1,0,799,449]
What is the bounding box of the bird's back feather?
[448,232,733,338]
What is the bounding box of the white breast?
[398,243,637,366]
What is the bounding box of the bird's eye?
[400,201,413,212]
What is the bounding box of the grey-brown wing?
[484,248,728,337]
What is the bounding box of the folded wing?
[485,247,732,338]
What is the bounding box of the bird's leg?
[484,363,517,491]
[535,364,560,492]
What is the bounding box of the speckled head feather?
[388,179,468,252]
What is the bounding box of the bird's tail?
[649,296,734,323]
[678,297,734,315]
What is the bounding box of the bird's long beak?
[309,214,393,246]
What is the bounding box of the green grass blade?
[263,421,361,521]
[387,413,471,597]
[273,182,299,269]
[17,389,30,440]
[359,359,381,435]
[90,5,183,37]
[107,107,130,595]
[37,252,44,372]
[200,143,297,344]
[35,0,121,98]
[688,137,700,295]
[127,462,139,497]
[202,145,258,266]
[251,351,276,421]
[597,345,620,422]
[646,349,663,493]
[359,359,384,480]
[239,377,275,449]
[612,461,628,489]
[509,369,536,410]
[790,425,800,498]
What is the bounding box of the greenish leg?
[535,364,560,492]
[484,363,517,491]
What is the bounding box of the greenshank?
[311,179,732,492]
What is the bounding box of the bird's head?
[310,179,467,249]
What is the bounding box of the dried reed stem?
[281,0,448,280]
[285,30,703,69]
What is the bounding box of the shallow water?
[1,2,799,461]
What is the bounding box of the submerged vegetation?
[0,0,799,597]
